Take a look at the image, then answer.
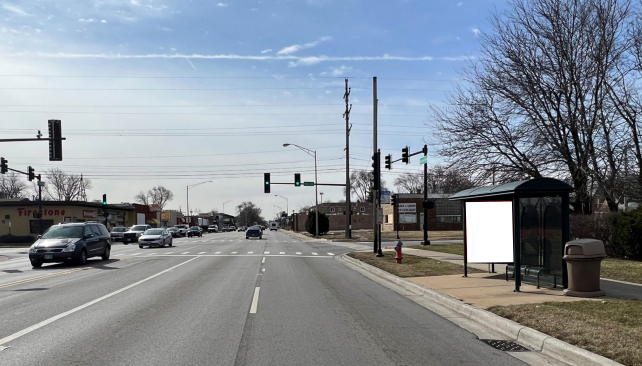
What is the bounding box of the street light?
[320,192,324,205]
[275,194,289,215]
[187,181,211,225]
[283,143,319,238]
[222,200,232,214]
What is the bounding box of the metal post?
[376,150,383,257]
[422,144,430,245]
[186,185,189,226]
[38,175,43,235]
[395,194,400,240]
[314,151,319,238]
[513,195,521,292]
[373,76,378,254]
[344,78,352,239]
[463,201,468,277]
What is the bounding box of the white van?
[270,222,278,231]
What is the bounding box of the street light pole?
[222,200,232,214]
[275,195,289,215]
[283,143,319,238]
[187,181,212,226]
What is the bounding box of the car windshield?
[41,226,83,239]
[131,225,148,231]
[112,227,127,232]
[190,227,199,230]
[167,228,177,231]
[144,229,164,235]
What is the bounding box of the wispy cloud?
[2,3,29,16]
[78,18,95,23]
[130,0,140,5]
[277,36,332,55]
[260,49,272,54]
[457,2,463,6]
[471,28,480,37]
[218,2,228,7]
[6,52,473,64]
[101,19,108,23]
[250,8,258,11]
[161,27,172,31]
[320,65,352,76]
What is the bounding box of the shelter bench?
[505,265,558,289]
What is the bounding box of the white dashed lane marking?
[198,252,206,254]
[181,252,190,254]
[231,251,238,254]
[215,252,221,254]
[248,251,253,254]
[312,252,318,256]
[296,252,302,255]
[279,252,285,255]
[327,253,334,256]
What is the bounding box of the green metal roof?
[449,178,573,201]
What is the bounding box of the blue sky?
[0,0,506,219]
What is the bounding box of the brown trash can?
[563,239,606,298]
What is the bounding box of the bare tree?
[44,168,92,201]
[344,170,388,202]
[149,186,173,209]
[394,166,475,194]
[134,191,149,205]
[0,172,27,199]
[394,172,423,194]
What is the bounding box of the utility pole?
[344,77,352,239]
[373,77,382,256]
[421,144,430,246]
[38,175,43,235]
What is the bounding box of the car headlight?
[29,245,38,253]
[62,243,76,252]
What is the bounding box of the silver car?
[138,228,173,248]
[110,226,128,241]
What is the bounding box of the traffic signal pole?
[422,145,430,246]
[38,175,43,235]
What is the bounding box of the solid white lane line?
[312,252,318,256]
[327,253,335,256]
[215,251,221,254]
[296,252,302,255]
[181,252,190,254]
[0,257,199,346]
[249,287,260,314]
[231,251,238,254]
[261,257,265,264]
[247,251,253,254]
[198,252,206,254]
[279,252,285,255]
[131,253,140,256]
[264,251,270,254]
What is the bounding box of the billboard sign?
[150,204,161,212]
[465,201,514,263]
[399,214,416,223]
[398,203,416,214]
[161,212,171,221]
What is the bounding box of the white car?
[138,228,173,248]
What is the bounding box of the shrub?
[305,211,330,236]
[0,235,36,244]
[570,213,614,249]
[610,208,642,260]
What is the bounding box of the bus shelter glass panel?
[519,197,564,277]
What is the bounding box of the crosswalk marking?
[231,251,238,254]
[296,252,302,255]
[327,253,334,256]
[166,252,173,254]
[248,251,253,254]
[181,252,190,254]
[215,251,221,254]
[198,252,206,254]
[279,251,285,255]
[264,251,270,254]
[312,252,318,256]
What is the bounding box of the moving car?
[237,226,247,232]
[174,224,189,237]
[110,226,128,241]
[138,228,173,248]
[208,225,218,233]
[187,226,203,237]
[229,225,237,231]
[28,222,111,268]
[245,226,263,240]
[166,227,180,238]
[123,224,151,244]
[270,222,278,231]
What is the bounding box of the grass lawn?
[348,251,483,277]
[409,243,464,256]
[321,230,463,241]
[601,258,642,284]
[489,300,642,366]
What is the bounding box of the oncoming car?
[138,228,173,248]
[28,222,111,268]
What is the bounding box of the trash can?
[563,239,606,298]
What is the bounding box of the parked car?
[123,224,151,244]
[208,225,218,233]
[270,222,278,231]
[237,226,247,232]
[166,227,180,238]
[245,226,263,240]
[110,226,128,241]
[229,225,237,231]
[187,226,203,237]
[174,224,189,237]
[28,222,111,268]
[138,228,173,248]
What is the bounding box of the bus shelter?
[450,178,573,292]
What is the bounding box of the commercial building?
[0,199,135,236]
[382,193,463,232]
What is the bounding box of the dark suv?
[28,222,111,268]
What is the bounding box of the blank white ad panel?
[465,201,514,263]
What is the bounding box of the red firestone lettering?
[61,210,65,215]
[54,209,60,215]
[18,208,24,216]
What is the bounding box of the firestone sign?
[18,208,66,217]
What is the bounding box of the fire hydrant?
[394,240,403,264]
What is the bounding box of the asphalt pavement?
[0,230,527,366]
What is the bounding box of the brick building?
[382,193,462,232]
[293,202,374,232]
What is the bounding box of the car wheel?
[123,240,128,245]
[31,260,43,268]
[101,246,111,260]
[259,236,263,240]
[139,245,143,249]
[77,249,88,265]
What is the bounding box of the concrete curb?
[339,254,622,366]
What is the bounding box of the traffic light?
[27,166,35,181]
[391,194,397,206]
[401,146,409,164]
[294,173,301,187]
[422,144,428,155]
[371,151,380,191]
[385,154,391,170]
[1,157,8,174]
[264,173,271,193]
[102,194,107,205]
[48,120,63,161]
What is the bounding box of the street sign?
[150,204,161,212]
[303,182,315,186]
[376,207,383,225]
[420,156,427,165]
[37,181,45,187]
[380,190,391,204]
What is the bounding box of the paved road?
[0,231,526,366]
